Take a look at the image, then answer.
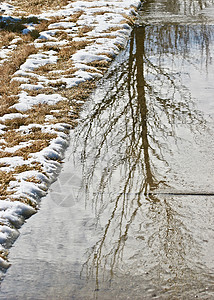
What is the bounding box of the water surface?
[0,0,214,299]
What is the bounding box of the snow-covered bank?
[0,0,141,271]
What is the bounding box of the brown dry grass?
[69,11,84,23]
[0,140,51,160]
[0,32,16,48]
[98,52,115,60]
[0,0,133,219]
[48,81,66,89]
[92,11,111,16]
[0,44,37,118]
[0,250,9,262]
[24,176,42,184]
[33,40,90,79]
[121,13,136,26]
[2,129,57,146]
[0,170,16,196]
[14,164,43,174]
[54,31,73,41]
[58,40,91,59]
[35,20,51,32]
[36,62,59,74]
[58,45,76,60]
[90,34,116,39]
[0,44,37,94]
[60,80,96,103]
[87,60,110,71]
[105,26,121,33]
[42,45,60,52]
[0,95,19,118]
[11,0,71,14]
[77,25,94,37]
[37,40,90,77]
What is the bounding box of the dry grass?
[35,20,51,32]
[54,31,72,41]
[39,40,90,76]
[0,0,133,219]
[61,67,78,76]
[92,11,112,16]
[85,68,102,74]
[87,60,110,71]
[10,0,71,14]
[0,144,39,160]
[36,40,91,76]
[69,11,84,23]
[91,34,116,39]
[48,81,66,89]
[14,164,43,174]
[2,117,27,130]
[42,45,60,52]
[0,250,9,262]
[58,45,77,60]
[1,44,36,76]
[2,129,57,147]
[77,25,94,37]
[98,52,115,60]
[121,13,136,26]
[24,176,42,184]
[36,62,59,74]
[0,170,16,196]
[0,163,10,168]
[60,80,96,103]
[0,16,40,41]
[0,140,51,160]
[105,26,121,33]
[0,44,37,118]
[0,95,19,118]
[0,32,16,48]
[0,44,37,95]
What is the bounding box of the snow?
[20,83,45,90]
[0,156,29,169]
[48,22,76,29]
[2,142,32,153]
[0,113,28,122]
[0,124,6,135]
[12,92,66,111]
[20,52,58,72]
[72,52,110,63]
[0,0,141,267]
[0,2,14,15]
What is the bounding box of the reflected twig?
[73,8,213,291]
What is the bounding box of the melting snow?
[0,0,141,270]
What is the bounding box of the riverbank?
[0,0,141,268]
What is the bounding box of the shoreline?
[0,0,141,270]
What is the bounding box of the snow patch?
[12,92,66,111]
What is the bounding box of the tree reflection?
[141,0,214,16]
[72,7,213,296]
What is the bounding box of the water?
[0,0,214,299]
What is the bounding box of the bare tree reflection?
[72,6,213,296]
[141,0,214,16]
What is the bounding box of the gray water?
[0,0,214,299]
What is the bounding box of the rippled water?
[0,0,214,299]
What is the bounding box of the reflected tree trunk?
[74,2,214,294]
[135,26,157,193]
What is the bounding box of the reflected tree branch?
[72,5,213,291]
